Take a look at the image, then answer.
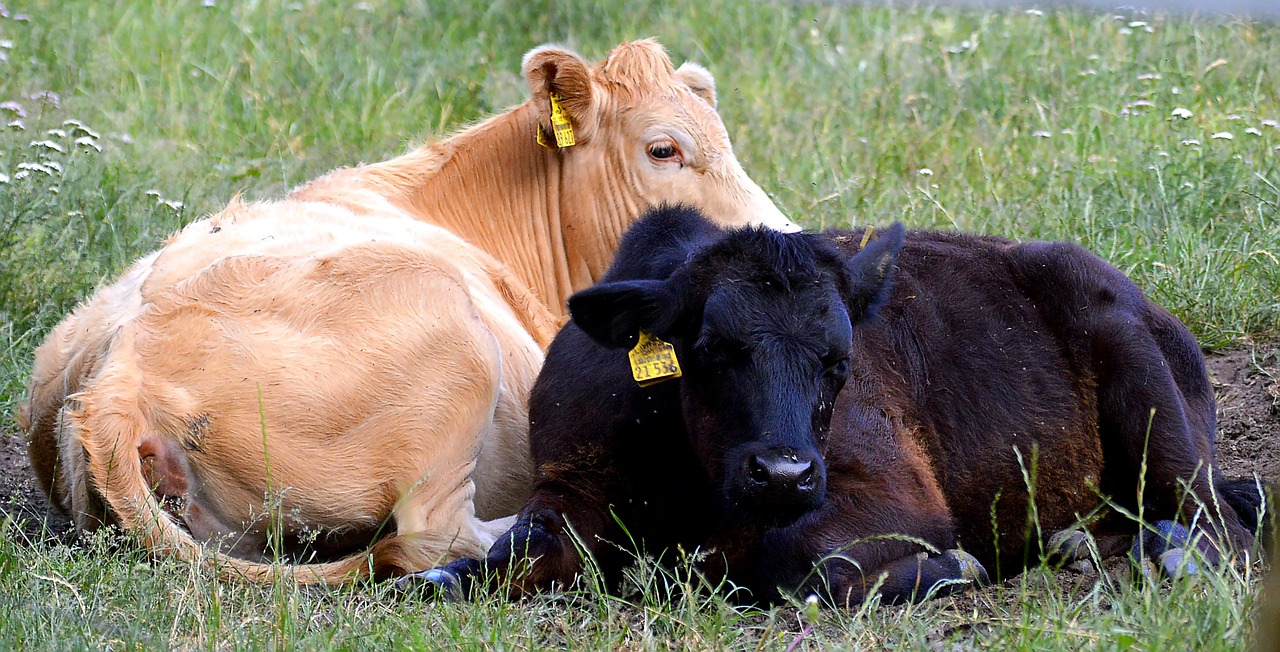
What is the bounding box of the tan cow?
[20,39,797,584]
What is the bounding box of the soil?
[1,344,1276,574]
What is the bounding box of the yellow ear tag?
[859,225,877,249]
[629,331,682,387]
[549,92,576,148]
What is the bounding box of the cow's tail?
[70,340,464,584]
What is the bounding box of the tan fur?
[22,40,795,584]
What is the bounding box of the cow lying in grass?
[20,40,797,584]
[404,204,1264,605]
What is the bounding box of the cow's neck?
[358,103,628,321]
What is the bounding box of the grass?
[0,0,1276,649]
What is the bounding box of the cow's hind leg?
[1091,305,1252,568]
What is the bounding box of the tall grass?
[1,0,1276,649]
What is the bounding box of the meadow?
[0,0,1277,649]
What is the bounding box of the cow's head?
[522,39,799,242]
[570,215,904,526]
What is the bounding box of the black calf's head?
[570,220,904,526]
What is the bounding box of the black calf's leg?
[809,550,988,607]
[1092,311,1253,564]
[398,504,595,599]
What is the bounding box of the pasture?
[0,0,1277,649]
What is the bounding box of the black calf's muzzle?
[733,446,826,525]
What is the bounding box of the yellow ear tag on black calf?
[549,92,576,148]
[629,331,682,387]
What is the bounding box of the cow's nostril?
[796,463,815,490]
[748,456,771,485]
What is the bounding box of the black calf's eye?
[824,357,850,378]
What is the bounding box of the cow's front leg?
[807,548,988,606]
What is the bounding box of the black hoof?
[395,557,482,600]
[1129,521,1199,578]
[943,549,989,586]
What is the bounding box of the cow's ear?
[568,280,681,349]
[523,44,594,144]
[843,222,905,319]
[674,62,716,109]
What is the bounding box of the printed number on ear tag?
[629,331,682,387]
[549,92,576,148]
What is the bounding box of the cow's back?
[830,230,1108,569]
[25,199,543,550]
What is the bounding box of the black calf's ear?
[844,222,905,318]
[568,280,681,349]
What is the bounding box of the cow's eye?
[648,141,681,162]
[823,355,850,378]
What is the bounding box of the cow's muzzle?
[731,445,826,525]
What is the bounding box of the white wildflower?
[1226,114,1243,121]
[145,189,163,198]
[29,139,64,153]
[0,100,25,117]
[1157,150,1170,158]
[1032,130,1051,138]
[45,128,67,139]
[0,39,12,49]
[7,119,23,130]
[1180,139,1201,146]
[1130,100,1155,108]
[1119,28,1133,35]
[0,172,8,184]
[163,200,184,211]
[918,168,934,176]
[1170,107,1193,120]
[1137,73,1161,81]
[64,120,101,139]
[1183,182,1194,188]
[1245,128,1262,136]
[1079,69,1098,77]
[1211,132,1234,140]
[1025,8,1044,16]
[1128,21,1149,28]
[16,161,54,175]
[75,136,102,152]
[13,170,29,180]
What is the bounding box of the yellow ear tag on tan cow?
[549,92,576,148]
[536,123,554,149]
[629,331,682,387]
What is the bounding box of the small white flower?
[1171,87,1182,95]
[1211,132,1234,140]
[45,128,68,138]
[1025,8,1044,16]
[0,100,25,117]
[163,200,185,210]
[1262,119,1279,129]
[16,161,54,175]
[1226,114,1243,121]
[28,139,64,153]
[64,120,101,139]
[1088,54,1101,61]
[202,0,216,6]
[1170,107,1193,120]
[1119,28,1133,35]
[1079,69,1098,77]
[0,172,8,184]
[1128,21,1149,28]
[7,119,23,130]
[0,39,13,49]
[145,189,163,198]
[13,170,29,180]
[1157,150,1170,158]
[75,136,102,152]
[1181,139,1201,146]
[43,161,63,173]
[1130,100,1155,108]
[1183,182,1194,188]
[918,168,934,176]
[1032,130,1051,138]
[1137,73,1161,81]
[1245,128,1262,136]
[1060,129,1076,135]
